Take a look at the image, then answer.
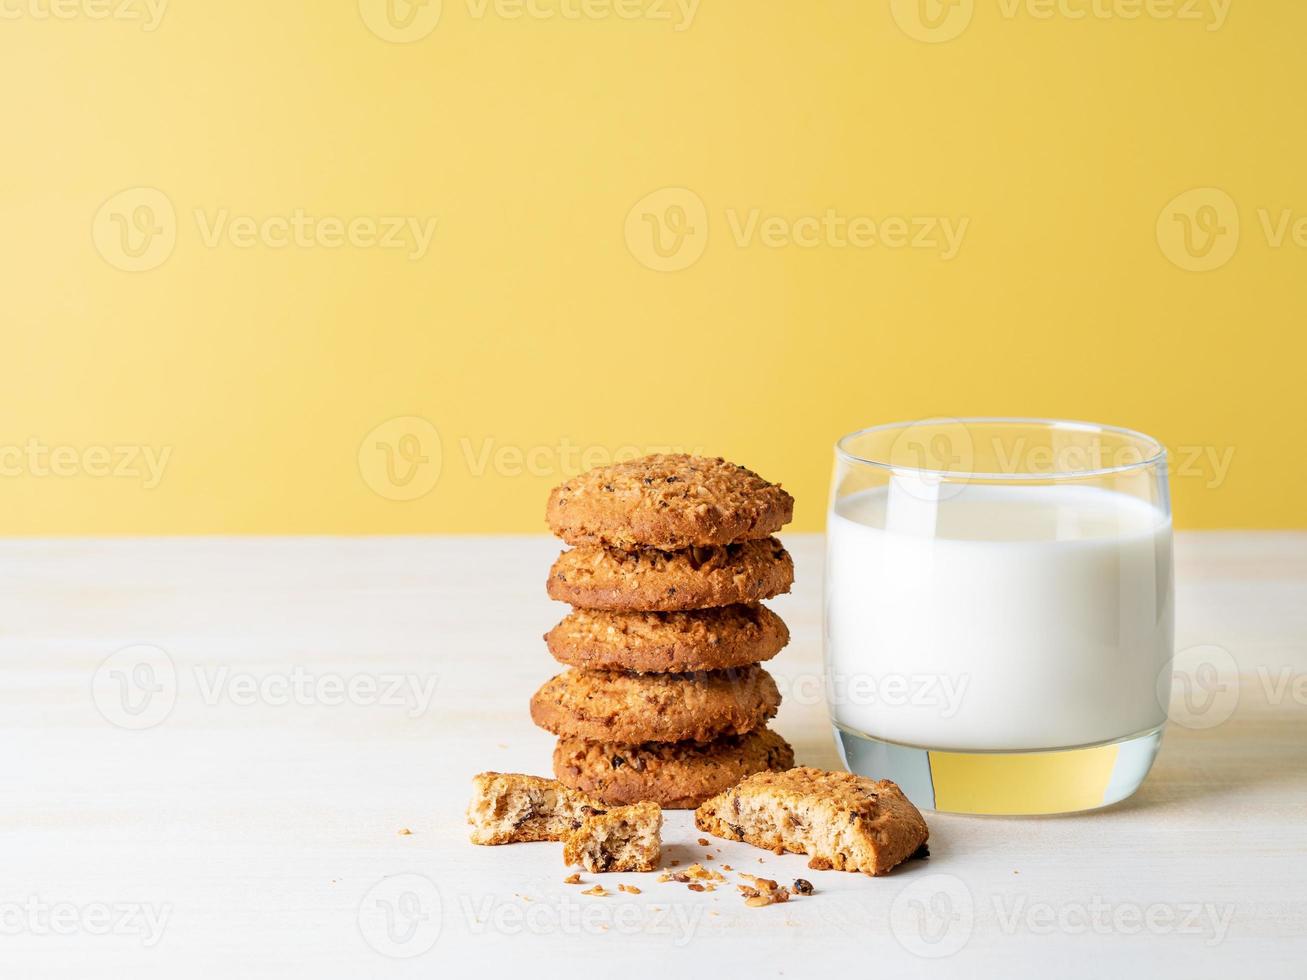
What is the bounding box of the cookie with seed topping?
[554,727,795,809]
[545,603,789,673]
[547,538,793,612]
[530,666,780,744]
[547,454,794,551]
[695,767,929,876]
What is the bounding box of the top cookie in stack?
[532,454,798,809]
[545,454,795,552]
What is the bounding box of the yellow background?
[2,0,1303,535]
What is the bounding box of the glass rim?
[835,416,1167,482]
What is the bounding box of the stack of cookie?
[531,454,797,809]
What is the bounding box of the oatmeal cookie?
[694,767,929,876]
[545,603,788,673]
[562,801,662,873]
[547,538,793,612]
[553,727,795,809]
[467,772,606,845]
[530,666,781,744]
[546,454,793,551]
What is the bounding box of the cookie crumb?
[737,874,793,907]
[697,838,710,846]
[683,863,725,882]
[581,885,607,897]
[740,883,789,906]
[792,878,814,895]
[618,883,641,895]
[397,828,412,836]
[564,873,582,885]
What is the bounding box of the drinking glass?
[825,418,1174,815]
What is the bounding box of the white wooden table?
[3,534,1304,977]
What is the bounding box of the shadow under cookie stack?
[531,454,798,809]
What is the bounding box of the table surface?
[4,532,1305,978]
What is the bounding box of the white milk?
[825,483,1173,751]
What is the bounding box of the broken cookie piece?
[694,767,928,876]
[563,801,662,873]
[467,772,606,845]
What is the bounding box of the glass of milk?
[825,418,1174,815]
